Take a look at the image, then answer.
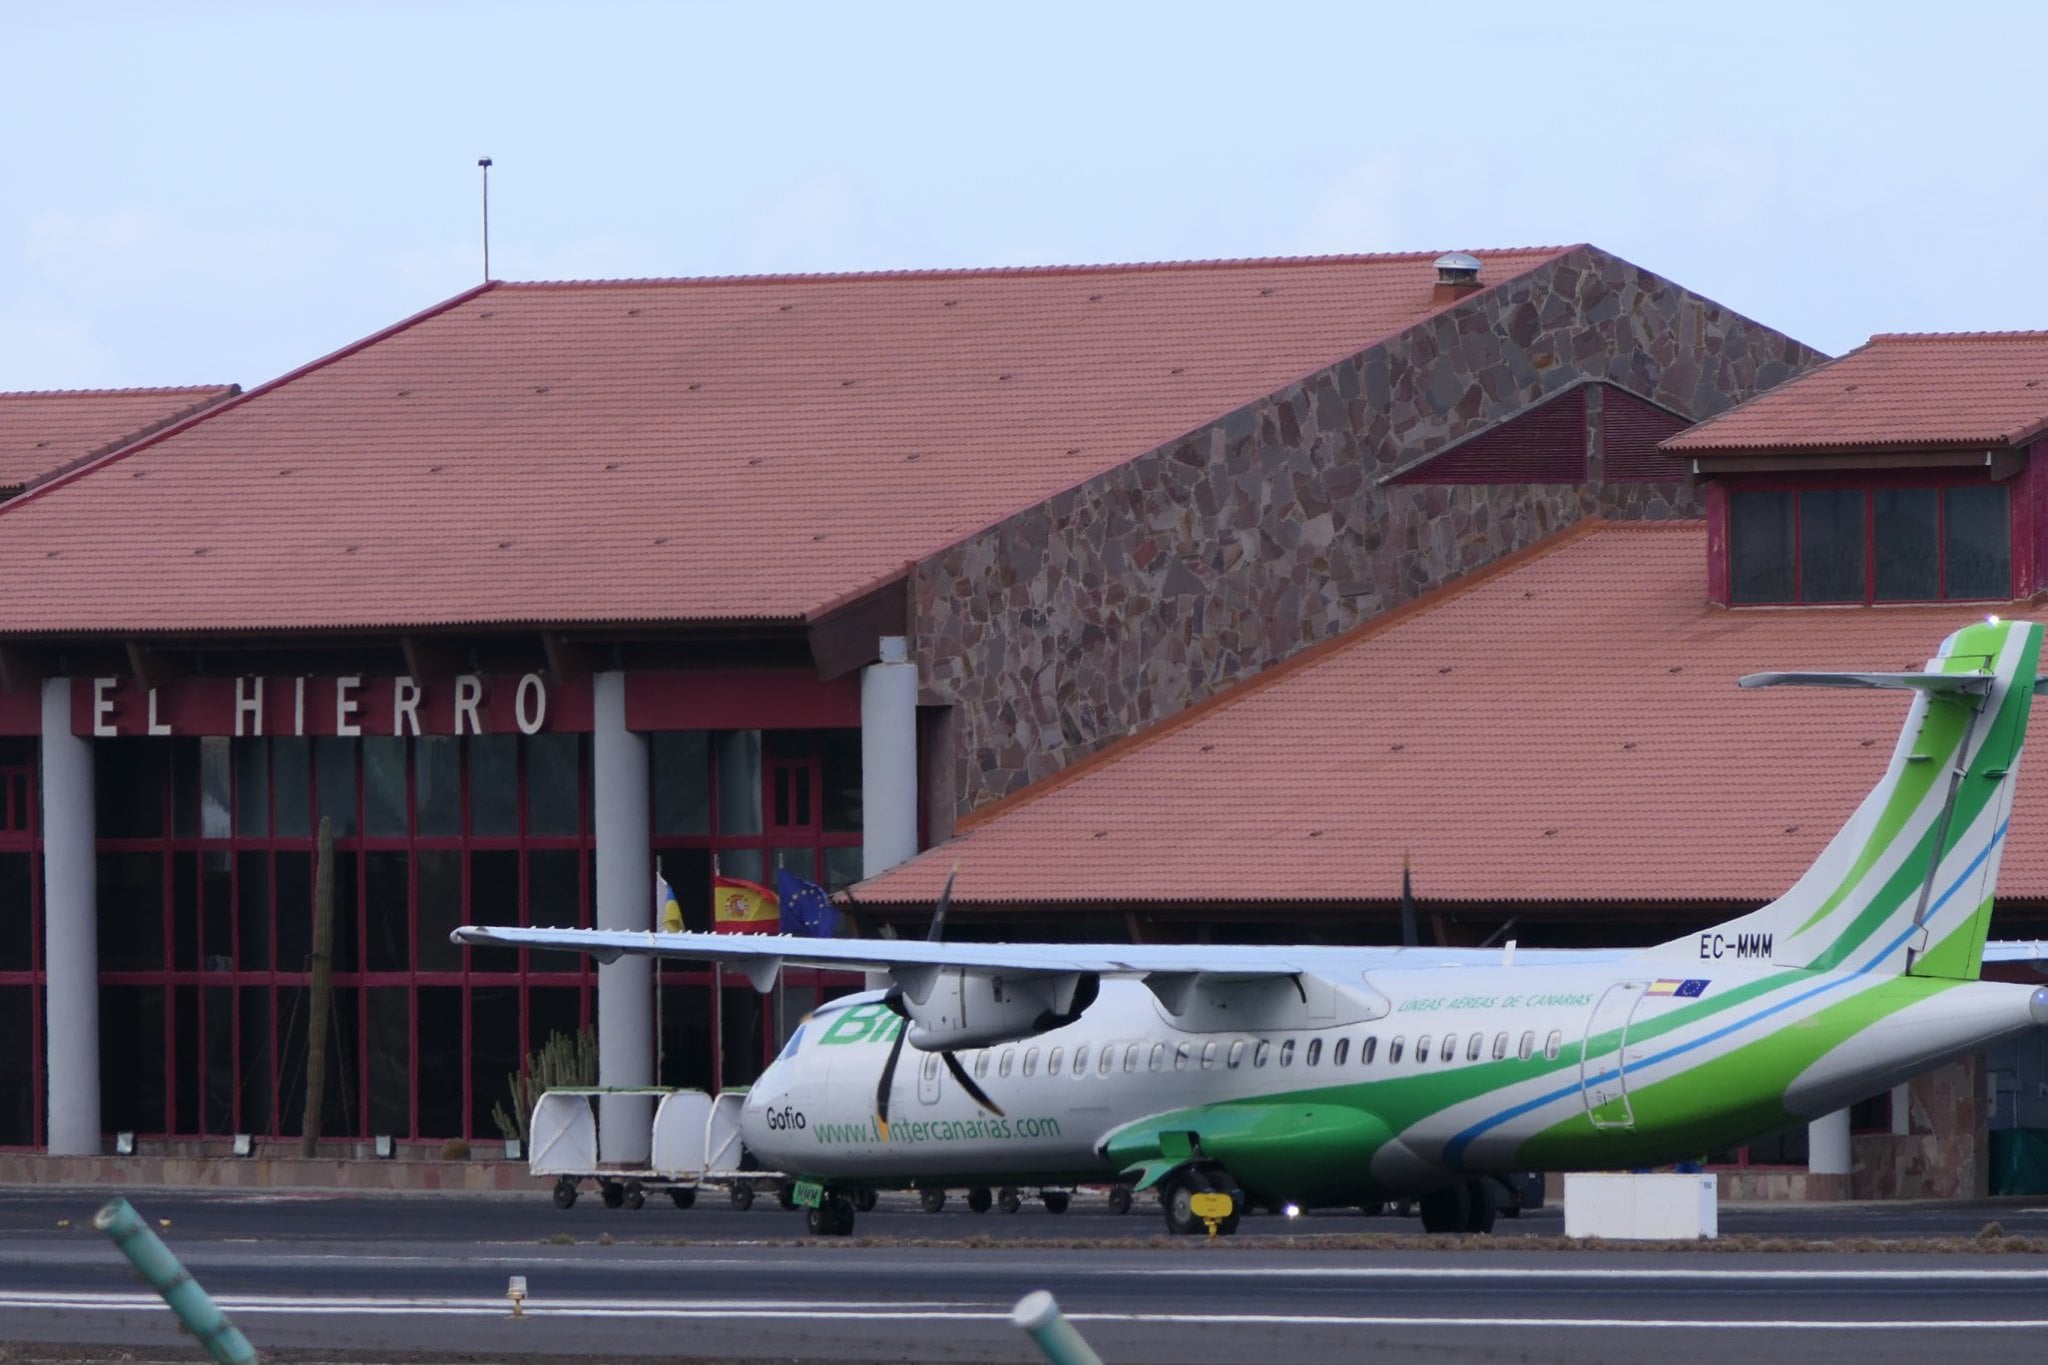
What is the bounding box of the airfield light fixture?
[507,1275,528,1318]
[1284,1202,1301,1218]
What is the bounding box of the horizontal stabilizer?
[1738,670,1993,694]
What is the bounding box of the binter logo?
[817,1002,905,1047]
[1699,932,1773,961]
[763,1105,808,1132]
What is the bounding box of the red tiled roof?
[856,521,2044,907]
[0,386,235,491]
[1664,331,2048,454]
[0,249,1572,635]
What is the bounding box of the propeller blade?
[927,864,958,944]
[873,998,908,1139]
[942,1050,1005,1117]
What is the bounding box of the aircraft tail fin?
[1650,619,2040,981]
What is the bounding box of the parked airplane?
[459,619,2048,1236]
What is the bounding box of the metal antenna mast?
[477,157,494,280]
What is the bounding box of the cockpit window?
[774,1025,805,1063]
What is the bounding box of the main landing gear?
[1417,1178,1497,1235]
[1160,1167,1244,1236]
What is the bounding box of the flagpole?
[653,856,665,1086]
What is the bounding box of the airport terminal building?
[10,248,2045,1199]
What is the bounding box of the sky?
[6,0,2048,392]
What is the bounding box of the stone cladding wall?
[914,246,1826,814]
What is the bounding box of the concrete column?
[861,637,918,879]
[1808,1106,1851,1177]
[41,678,100,1155]
[591,671,652,1163]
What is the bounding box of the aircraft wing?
[451,925,1621,978]
[1983,940,2048,963]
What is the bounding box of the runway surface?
[4,1186,2048,1362]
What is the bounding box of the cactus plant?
[492,1027,598,1145]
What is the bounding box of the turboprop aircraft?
[458,618,2048,1237]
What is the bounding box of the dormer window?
[1728,484,2011,605]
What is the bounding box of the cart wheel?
[1106,1185,1132,1215]
[553,1178,579,1210]
[624,1181,646,1211]
[853,1188,878,1213]
[966,1185,992,1214]
[1042,1190,1070,1214]
[729,1183,755,1211]
[919,1188,947,1214]
[997,1186,1022,1214]
[669,1188,696,1210]
[777,1183,798,1211]
[600,1180,626,1210]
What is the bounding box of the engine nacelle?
[894,967,1099,1050]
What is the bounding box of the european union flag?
[1675,979,1709,998]
[776,868,840,938]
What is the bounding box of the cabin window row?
[965,1028,1569,1079]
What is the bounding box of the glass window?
[1200,1041,1217,1069]
[1022,1047,1038,1077]
[274,852,311,971]
[315,737,356,837]
[1729,489,1796,604]
[97,852,164,970]
[230,739,269,836]
[819,729,862,833]
[1468,1034,1484,1062]
[1389,1036,1405,1064]
[1227,1040,1245,1069]
[96,740,167,839]
[414,850,463,973]
[1072,1044,1088,1075]
[1278,1038,1295,1067]
[1492,1032,1509,1060]
[202,737,234,839]
[1359,1036,1376,1065]
[415,737,460,838]
[716,731,762,835]
[1099,1045,1115,1076]
[0,854,32,972]
[364,851,409,972]
[527,850,583,972]
[1415,1035,1431,1064]
[1799,488,1865,603]
[1518,1031,1536,1061]
[468,736,518,837]
[823,845,863,893]
[1439,1034,1456,1064]
[1173,1042,1191,1071]
[973,1050,990,1079]
[363,737,408,838]
[1544,1030,1563,1060]
[1333,1037,1349,1066]
[1874,487,1940,601]
[272,737,311,838]
[467,852,519,971]
[1253,1040,1270,1068]
[526,734,580,837]
[239,985,273,1135]
[998,1049,1014,1078]
[1148,1043,1165,1071]
[1305,1038,1322,1066]
[1947,485,2012,600]
[1048,1046,1063,1076]
[651,732,710,835]
[367,987,410,1138]
[1123,1044,1139,1072]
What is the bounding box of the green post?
[1011,1290,1104,1365]
[94,1197,257,1365]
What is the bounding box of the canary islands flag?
[712,874,779,934]
[656,872,683,933]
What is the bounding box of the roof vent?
[1432,251,1483,302]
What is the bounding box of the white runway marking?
[2,1292,2045,1330]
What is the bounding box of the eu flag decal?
[1649,977,1710,998]
[1675,978,1709,998]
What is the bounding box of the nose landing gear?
[1160,1167,1244,1236]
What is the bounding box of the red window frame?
[1727,476,2015,606]
[0,753,42,1149]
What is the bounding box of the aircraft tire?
[1462,1178,1497,1235]
[777,1183,799,1211]
[997,1186,1023,1214]
[552,1179,578,1210]
[669,1188,696,1210]
[1417,1184,1470,1234]
[920,1188,947,1213]
[853,1188,878,1213]
[1042,1190,1070,1214]
[1201,1170,1244,1235]
[805,1203,830,1236]
[967,1185,993,1214]
[600,1180,626,1210]
[729,1184,755,1211]
[1106,1186,1133,1215]
[1161,1174,1203,1235]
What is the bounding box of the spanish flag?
[712,874,780,934]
